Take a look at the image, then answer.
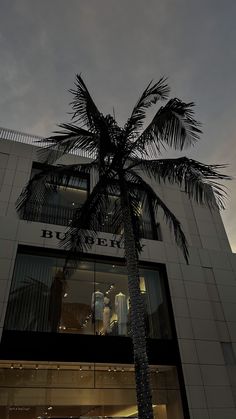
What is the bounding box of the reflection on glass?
[0,363,184,419]
[5,254,172,339]
[140,268,172,339]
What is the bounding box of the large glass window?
[0,362,185,419]
[21,164,161,240]
[22,163,89,226]
[4,251,172,339]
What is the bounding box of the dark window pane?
[22,164,89,226]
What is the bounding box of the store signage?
[41,229,124,249]
[9,407,31,411]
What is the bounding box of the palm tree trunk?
[119,176,154,419]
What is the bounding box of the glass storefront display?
[4,252,172,339]
[0,362,184,419]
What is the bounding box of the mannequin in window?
[91,290,104,334]
[103,296,112,334]
[115,292,128,335]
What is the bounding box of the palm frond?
[69,74,104,129]
[10,276,49,296]
[132,157,231,210]
[124,78,170,137]
[69,74,114,154]
[16,168,52,218]
[126,170,189,262]
[38,75,122,166]
[37,123,97,164]
[132,99,201,157]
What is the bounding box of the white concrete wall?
[0,137,236,418]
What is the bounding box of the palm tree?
[16,75,230,419]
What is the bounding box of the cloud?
[1,0,236,247]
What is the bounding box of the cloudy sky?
[1,0,236,249]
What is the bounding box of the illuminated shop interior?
[5,254,171,340]
[0,361,184,419]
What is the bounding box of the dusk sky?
[1,0,236,249]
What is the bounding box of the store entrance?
[0,361,184,419]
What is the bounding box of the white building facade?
[0,127,236,419]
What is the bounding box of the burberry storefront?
[0,244,187,419]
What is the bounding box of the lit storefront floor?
[0,362,184,419]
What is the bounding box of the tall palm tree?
[17,75,230,419]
